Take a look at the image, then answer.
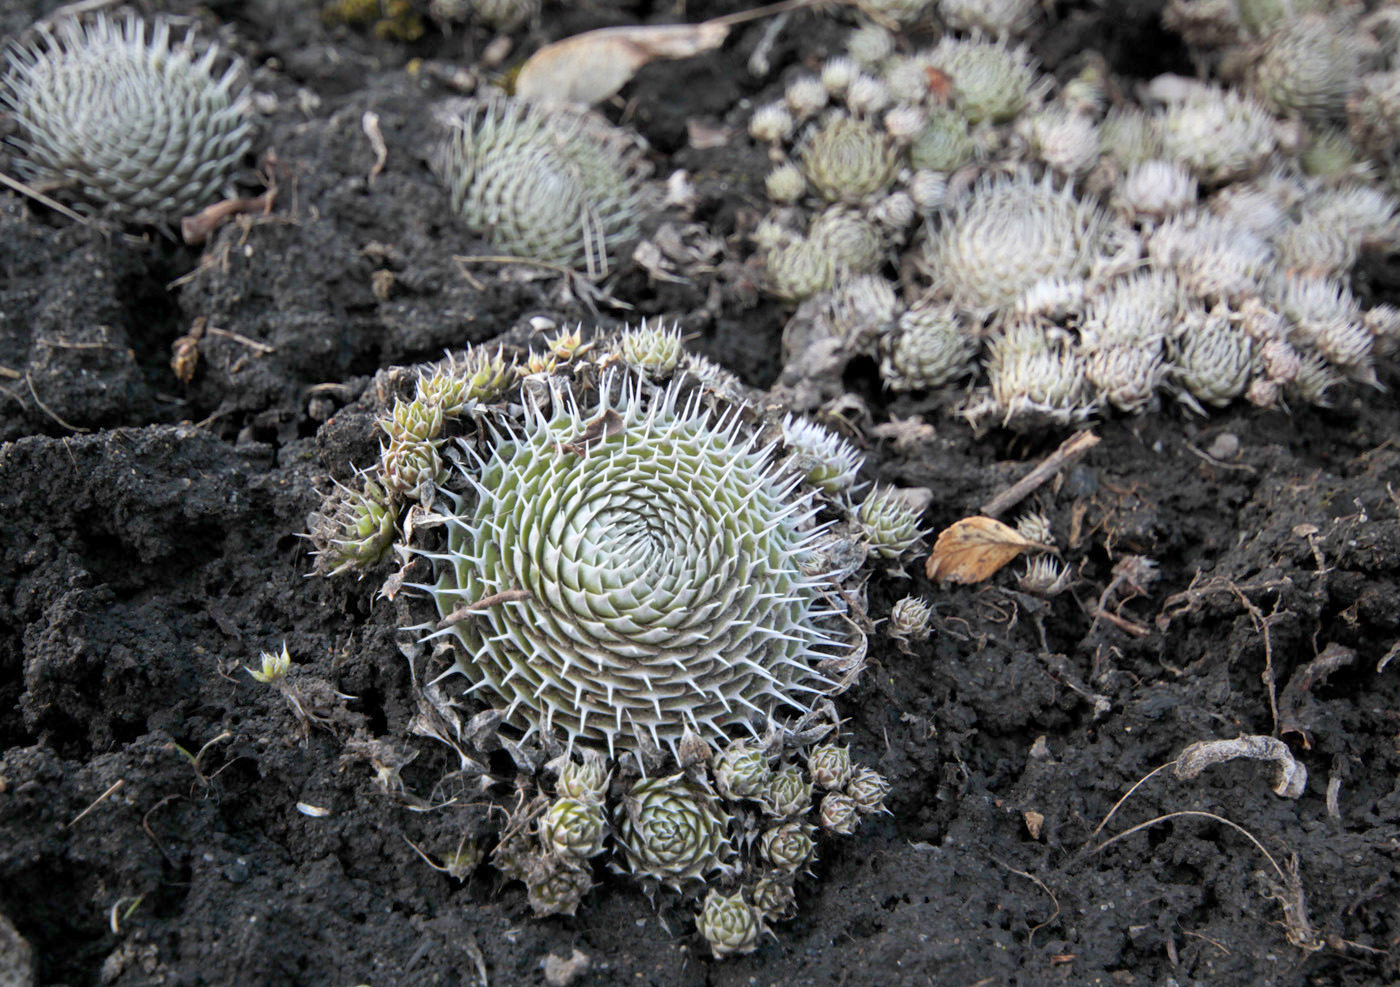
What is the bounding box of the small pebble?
[1206,432,1240,460]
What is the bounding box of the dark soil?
[2,1,1399,985]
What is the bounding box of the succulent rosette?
[540,797,608,858]
[807,744,854,791]
[760,821,817,872]
[751,873,798,921]
[847,766,892,814]
[697,889,762,958]
[426,373,853,757]
[758,765,813,818]
[2,13,252,218]
[556,754,610,802]
[713,741,772,801]
[439,94,647,277]
[615,774,734,887]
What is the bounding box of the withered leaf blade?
[925,516,1039,584]
[515,22,730,106]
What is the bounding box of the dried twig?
[1156,573,1293,631]
[1229,584,1286,736]
[26,373,90,433]
[142,794,183,869]
[981,431,1099,518]
[992,857,1060,946]
[181,190,276,246]
[207,326,276,354]
[1091,809,1286,879]
[67,778,124,827]
[1090,760,1176,837]
[362,111,388,182]
[0,169,92,225]
[437,589,534,628]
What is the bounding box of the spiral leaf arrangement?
[427,372,849,758]
[2,13,252,219]
[439,94,647,278]
[616,774,735,887]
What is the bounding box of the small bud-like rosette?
[2,13,252,218]
[556,753,610,802]
[798,114,898,202]
[819,791,861,835]
[806,743,853,790]
[525,854,593,917]
[540,796,608,858]
[757,764,813,818]
[781,415,864,495]
[887,596,933,648]
[760,820,817,872]
[616,320,684,376]
[1159,87,1276,186]
[847,766,891,814]
[922,170,1108,315]
[713,741,772,800]
[615,773,734,886]
[697,888,762,958]
[439,94,647,278]
[418,347,516,413]
[855,486,926,560]
[308,475,397,577]
[920,36,1044,124]
[425,373,856,756]
[751,873,797,921]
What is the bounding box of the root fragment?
[1175,735,1307,798]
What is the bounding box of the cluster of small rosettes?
[499,732,890,957]
[523,753,611,916]
[2,13,253,219]
[384,346,518,496]
[746,7,1397,431]
[308,347,517,574]
[439,94,648,278]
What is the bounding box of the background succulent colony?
[308,320,908,956]
[752,0,1400,428]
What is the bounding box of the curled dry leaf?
[515,22,730,106]
[924,515,1045,584]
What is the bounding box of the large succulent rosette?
[427,373,851,757]
[2,13,252,218]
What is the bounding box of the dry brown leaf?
[515,22,729,106]
[925,516,1040,584]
